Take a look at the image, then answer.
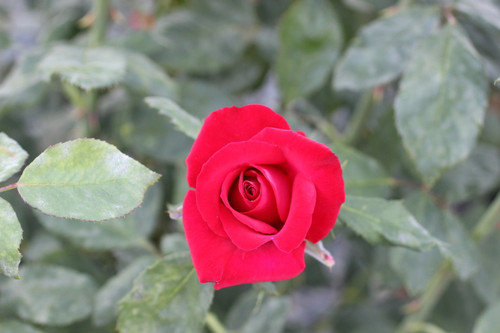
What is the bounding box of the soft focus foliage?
[0,0,499,332]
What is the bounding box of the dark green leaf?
[456,0,500,32]
[335,6,440,90]
[145,97,202,139]
[0,198,22,278]
[0,132,28,182]
[277,0,343,102]
[18,139,160,221]
[338,195,437,251]
[117,253,214,333]
[0,264,97,326]
[470,232,500,304]
[395,24,488,186]
[0,320,44,333]
[332,142,391,197]
[93,256,156,326]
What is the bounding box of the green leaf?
[0,198,22,278]
[0,264,97,326]
[123,52,177,98]
[93,256,156,326]
[145,97,202,140]
[0,320,44,333]
[226,291,290,333]
[0,132,28,182]
[277,0,343,102]
[390,192,479,294]
[470,232,500,304]
[17,138,160,221]
[154,8,251,74]
[38,45,126,90]
[395,24,488,186]
[34,183,162,250]
[332,143,391,197]
[338,195,437,251]
[334,6,440,90]
[433,143,500,204]
[117,252,214,333]
[456,0,500,33]
[160,233,189,255]
[473,302,500,333]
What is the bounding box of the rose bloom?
[183,104,345,289]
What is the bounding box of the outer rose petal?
[183,190,306,289]
[187,105,290,188]
[251,128,345,243]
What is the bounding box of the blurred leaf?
[160,233,189,255]
[332,142,391,197]
[0,132,28,182]
[123,51,177,98]
[456,0,500,32]
[334,6,440,90]
[473,302,500,333]
[17,138,160,221]
[154,9,251,74]
[0,320,44,333]
[178,79,238,116]
[226,290,290,333]
[338,195,437,251]
[117,252,214,333]
[0,49,46,101]
[38,45,126,90]
[93,255,156,326]
[395,24,488,186]
[471,232,500,304]
[0,198,22,278]
[343,0,396,12]
[277,0,343,102]
[0,264,97,326]
[145,97,202,139]
[433,144,500,204]
[34,183,162,251]
[481,111,500,146]
[391,192,479,294]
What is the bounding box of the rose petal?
[183,191,306,289]
[257,165,292,222]
[219,204,273,250]
[272,174,316,252]
[196,141,286,238]
[251,128,345,243]
[187,105,290,188]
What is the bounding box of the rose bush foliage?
[183,105,344,289]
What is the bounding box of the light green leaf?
[34,183,162,250]
[123,52,177,98]
[0,198,22,278]
[38,45,126,90]
[433,144,500,204]
[470,232,500,304]
[0,264,97,326]
[277,0,343,102]
[17,138,160,221]
[334,6,440,90]
[390,192,479,294]
[160,233,189,255]
[0,320,44,333]
[332,143,391,197]
[395,24,488,186]
[456,0,500,32]
[117,252,214,333]
[473,302,500,333]
[145,97,202,139]
[0,132,28,182]
[338,195,437,251]
[93,256,156,326]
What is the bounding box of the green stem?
[471,190,500,242]
[89,0,110,46]
[205,312,226,333]
[341,90,373,145]
[397,189,500,332]
[0,183,17,193]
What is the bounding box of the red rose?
[183,104,345,289]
